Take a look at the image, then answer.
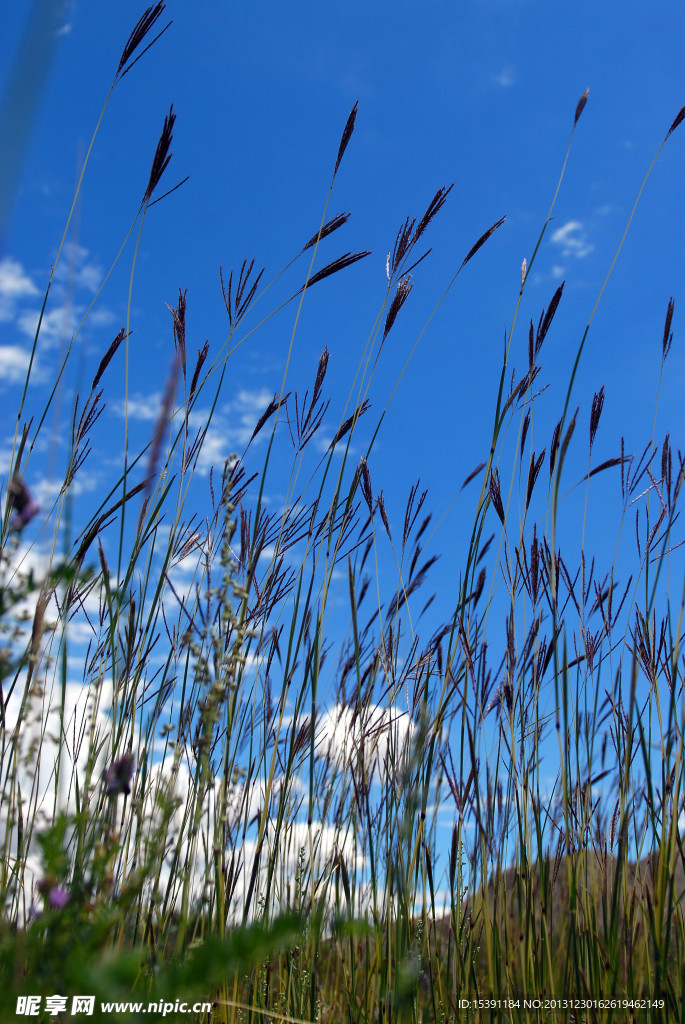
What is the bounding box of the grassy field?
[2,8,685,1023]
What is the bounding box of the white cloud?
[88,307,116,328]
[2,526,414,925]
[493,68,516,88]
[190,389,279,474]
[234,387,274,412]
[550,220,594,259]
[30,468,100,510]
[111,391,163,420]
[0,258,40,324]
[2,674,379,923]
[1,249,112,352]
[0,258,39,302]
[17,306,77,349]
[53,244,102,293]
[0,344,33,383]
[316,702,415,781]
[194,424,234,474]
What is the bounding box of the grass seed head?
[334,101,358,176]
[574,87,590,127]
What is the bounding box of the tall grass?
[2,8,685,1023]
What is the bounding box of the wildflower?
[8,474,40,530]
[48,886,69,909]
[103,751,135,797]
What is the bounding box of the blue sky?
[3,2,684,519]
[3,1,685,889]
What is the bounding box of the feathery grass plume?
[520,409,531,464]
[73,479,148,564]
[472,567,486,606]
[529,525,540,604]
[291,348,330,448]
[549,417,563,477]
[329,399,370,447]
[412,184,454,245]
[115,3,171,81]
[188,339,209,403]
[574,87,590,128]
[92,327,128,392]
[489,468,505,524]
[251,393,290,443]
[402,481,427,552]
[391,216,416,275]
[525,450,546,510]
[585,456,624,481]
[334,100,358,176]
[449,824,459,889]
[376,491,391,540]
[9,419,31,483]
[559,406,579,471]
[661,434,671,497]
[667,102,685,138]
[146,356,180,497]
[336,848,351,910]
[68,393,105,486]
[500,365,541,418]
[536,282,565,355]
[299,250,371,292]
[166,288,187,387]
[359,456,373,514]
[461,461,486,490]
[662,297,675,360]
[143,104,176,205]
[460,214,506,269]
[589,386,605,450]
[8,474,40,531]
[220,259,265,328]
[311,346,329,405]
[103,751,136,797]
[389,186,452,279]
[174,529,202,564]
[302,212,351,252]
[521,257,527,287]
[383,276,413,341]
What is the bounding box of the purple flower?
[8,474,40,530]
[48,886,69,909]
[27,902,43,922]
[103,751,136,797]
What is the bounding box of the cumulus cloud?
[17,305,79,349]
[1,247,112,353]
[4,696,358,923]
[192,389,278,474]
[1,525,415,926]
[2,629,410,924]
[0,344,34,383]
[550,220,594,259]
[316,702,415,782]
[111,391,164,420]
[0,258,39,317]
[112,388,276,472]
[53,243,103,293]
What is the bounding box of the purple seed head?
[104,751,136,797]
[8,475,40,530]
